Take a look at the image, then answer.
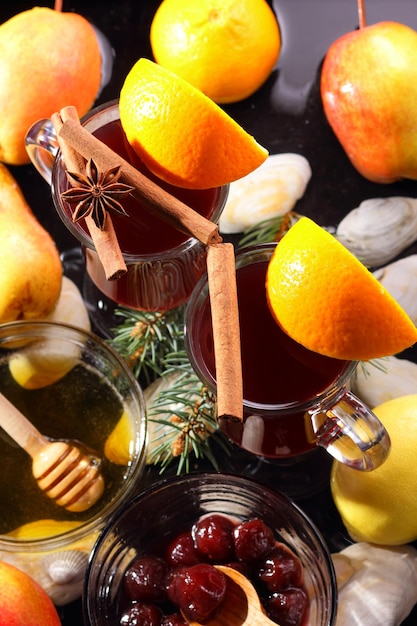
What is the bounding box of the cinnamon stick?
[52,107,127,281]
[206,243,243,421]
[58,118,222,246]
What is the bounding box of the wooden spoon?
[0,392,104,512]
[184,565,278,626]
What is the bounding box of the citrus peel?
[266,216,417,360]
[119,58,268,189]
[331,394,417,545]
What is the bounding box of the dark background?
[1,1,417,624]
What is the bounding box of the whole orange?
[0,561,61,625]
[150,0,281,104]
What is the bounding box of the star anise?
[61,158,134,230]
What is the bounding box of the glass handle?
[308,388,391,471]
[24,118,58,185]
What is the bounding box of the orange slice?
[266,216,417,360]
[119,58,268,189]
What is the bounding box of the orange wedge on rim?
[119,58,268,189]
[266,217,417,361]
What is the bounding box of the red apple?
[0,561,61,625]
[321,21,417,183]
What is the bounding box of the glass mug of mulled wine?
[25,100,228,332]
[184,243,391,480]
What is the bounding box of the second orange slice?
[266,217,417,361]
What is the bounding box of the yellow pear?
[0,162,62,322]
[0,7,102,165]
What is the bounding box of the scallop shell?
[373,255,417,325]
[351,356,417,408]
[218,153,312,234]
[42,549,89,584]
[0,547,91,606]
[8,276,90,390]
[332,542,417,625]
[336,197,417,268]
[0,520,100,605]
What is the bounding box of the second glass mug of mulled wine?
[25,100,228,330]
[184,243,391,486]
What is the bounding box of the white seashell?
[351,356,417,408]
[0,547,91,606]
[219,153,311,234]
[373,255,417,325]
[42,549,89,584]
[332,542,417,626]
[0,524,100,605]
[8,276,90,389]
[336,196,417,267]
[45,275,90,331]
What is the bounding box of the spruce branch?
[238,211,301,248]
[109,308,231,474]
[146,361,231,474]
[109,306,185,385]
[356,358,389,379]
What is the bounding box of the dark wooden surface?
[1,1,417,624]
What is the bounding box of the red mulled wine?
[54,101,227,311]
[185,246,349,459]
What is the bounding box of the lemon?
[331,394,417,545]
[104,410,135,465]
[7,519,82,540]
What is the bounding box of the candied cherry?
[167,563,227,623]
[119,602,163,626]
[160,614,187,626]
[256,543,303,591]
[192,514,235,562]
[265,587,308,626]
[233,518,275,562]
[123,555,169,603]
[166,530,201,566]
[223,561,251,576]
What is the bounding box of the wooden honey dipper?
[0,392,104,512]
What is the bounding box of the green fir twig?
[146,359,231,475]
[356,358,389,379]
[238,211,301,248]
[109,308,230,474]
[109,306,185,385]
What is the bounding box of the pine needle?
[238,211,301,248]
[109,306,185,385]
[109,309,231,474]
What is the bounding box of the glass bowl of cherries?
[84,472,337,626]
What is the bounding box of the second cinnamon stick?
[207,243,243,421]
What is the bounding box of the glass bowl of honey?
[0,320,147,606]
